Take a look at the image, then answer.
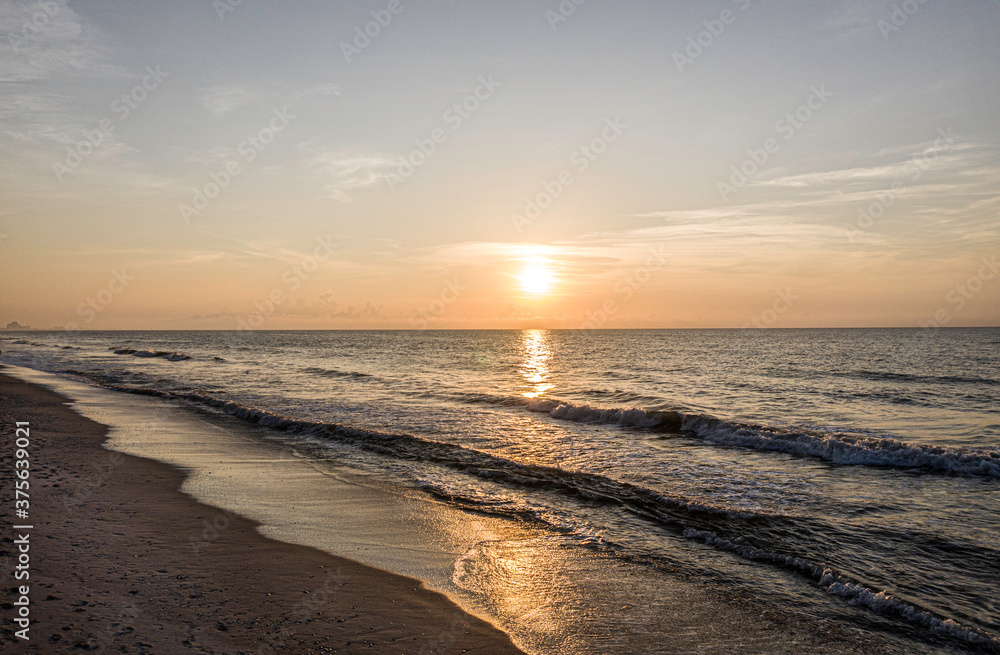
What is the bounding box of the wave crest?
[523,398,682,430]
[491,394,1000,478]
[682,414,1000,478]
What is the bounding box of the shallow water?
[3,328,998,652]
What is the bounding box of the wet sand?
[0,370,526,654]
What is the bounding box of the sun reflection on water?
[519,329,553,398]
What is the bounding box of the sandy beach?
[0,370,526,654]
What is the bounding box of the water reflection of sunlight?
[519,329,553,398]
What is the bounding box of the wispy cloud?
[300,146,396,202]
[292,83,341,102]
[755,140,984,190]
[198,85,260,117]
[625,207,752,221]
[0,1,120,83]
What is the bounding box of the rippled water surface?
[3,328,999,652]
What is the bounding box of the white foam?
[684,529,1000,647]
[523,398,682,430]
[683,415,1000,478]
[512,395,1000,478]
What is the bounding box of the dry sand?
[0,370,526,654]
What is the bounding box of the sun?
[517,262,556,295]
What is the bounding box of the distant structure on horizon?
[4,321,30,330]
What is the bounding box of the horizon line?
[2,326,999,332]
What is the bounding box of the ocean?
[3,328,999,653]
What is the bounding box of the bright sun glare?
[517,262,556,295]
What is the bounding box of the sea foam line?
[683,528,1000,649]
[488,395,1000,478]
[681,414,1000,478]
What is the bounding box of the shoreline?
[0,361,934,654]
[0,370,526,653]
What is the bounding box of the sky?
[1,0,998,330]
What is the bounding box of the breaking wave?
[683,528,1000,649]
[301,366,373,380]
[466,394,1000,479]
[110,348,190,361]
